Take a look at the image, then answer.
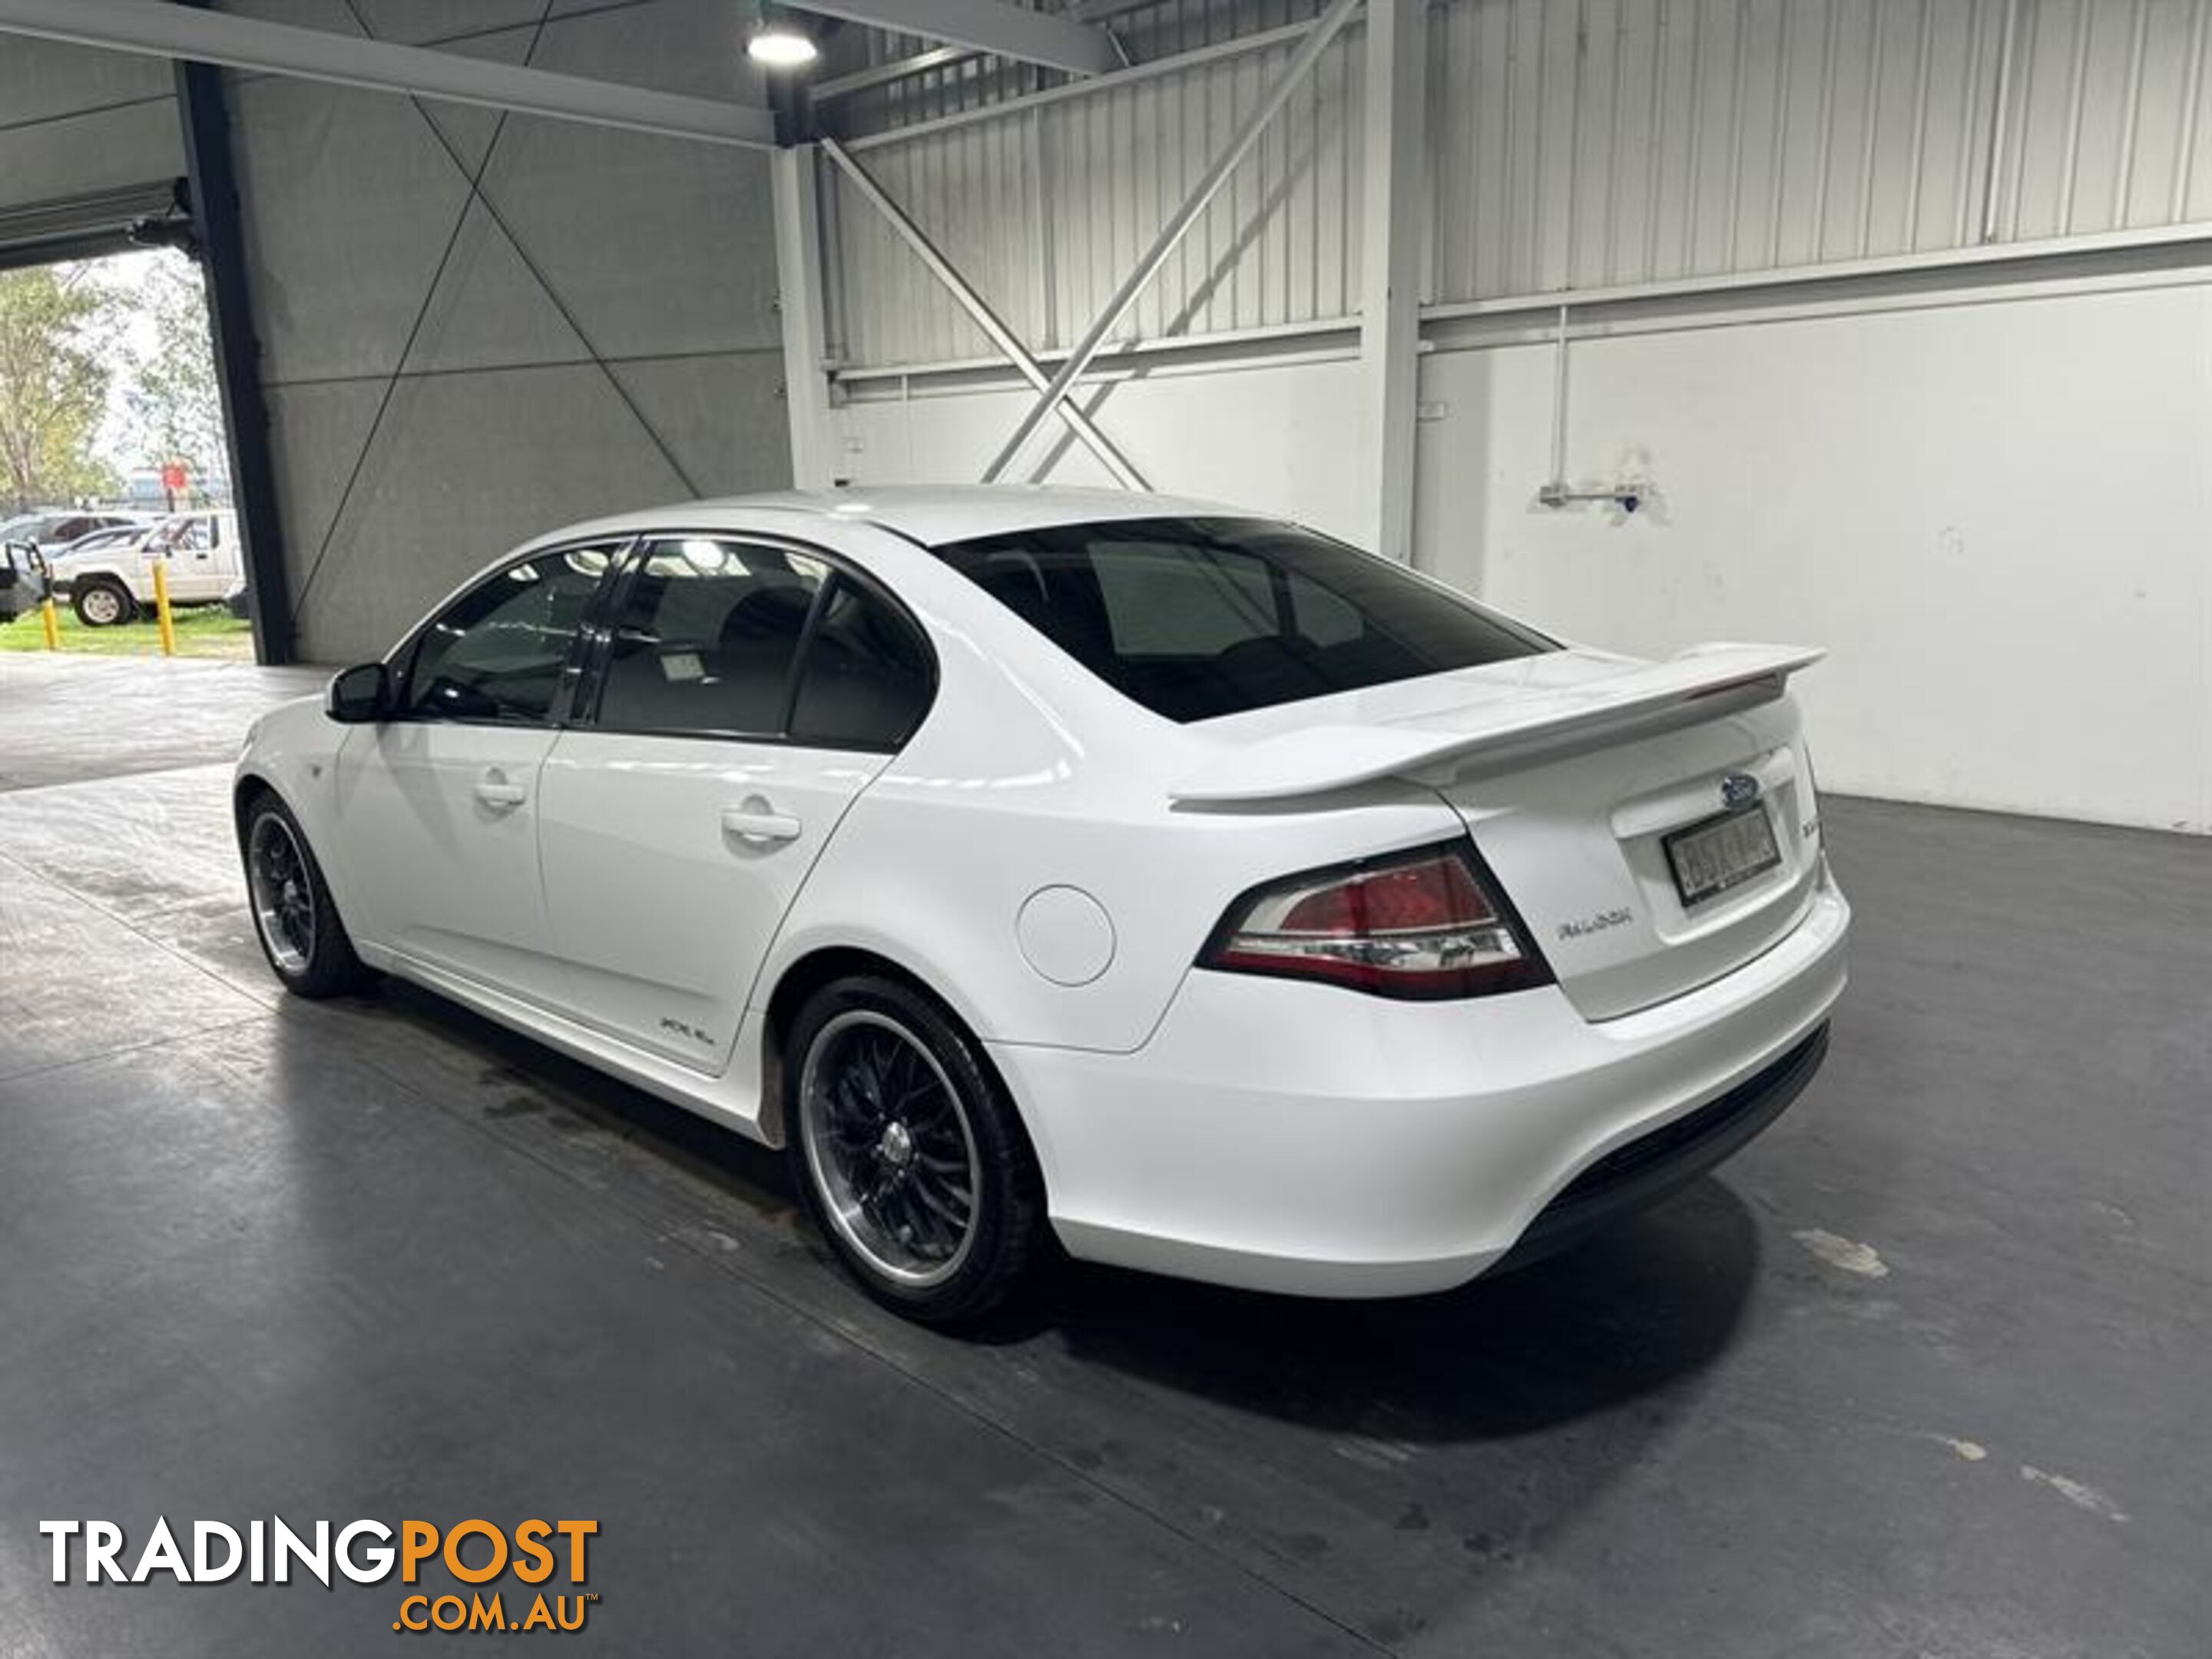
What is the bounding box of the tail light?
[1199,840,1553,1001]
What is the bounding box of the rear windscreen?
[932,517,1555,723]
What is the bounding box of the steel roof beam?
[788,0,1119,78]
[814,0,1159,102]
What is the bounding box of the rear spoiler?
[1170,643,1824,805]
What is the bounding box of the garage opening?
[0,184,245,658]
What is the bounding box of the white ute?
[51,510,242,626]
[232,488,1849,1324]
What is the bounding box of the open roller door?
[0,180,187,273]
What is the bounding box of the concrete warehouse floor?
[0,653,2203,1657]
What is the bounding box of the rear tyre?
[73,578,134,627]
[786,975,1045,1326]
[240,790,369,998]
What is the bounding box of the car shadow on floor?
[1028,1183,1760,1442]
[338,975,1759,1449]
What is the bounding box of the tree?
[121,257,227,502]
[0,265,118,512]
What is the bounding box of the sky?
[90,247,183,469]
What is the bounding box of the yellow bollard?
[151,558,177,657]
[39,595,60,651]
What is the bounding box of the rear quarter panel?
[750,523,1468,1054]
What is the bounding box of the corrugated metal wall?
[1429,0,2212,303]
[1429,0,1997,299]
[824,0,1359,367]
[1998,0,2212,240]
[823,0,2212,368]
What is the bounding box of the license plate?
[1664,803,1781,907]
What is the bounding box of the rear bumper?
[988,872,1849,1298]
[1492,1022,1828,1273]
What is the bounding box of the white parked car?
[49,509,240,625]
[234,488,1848,1323]
[0,508,146,558]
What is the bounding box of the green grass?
[0,602,253,659]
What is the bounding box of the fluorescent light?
[747,24,819,68]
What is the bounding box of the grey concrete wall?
[220,0,791,663]
[0,38,181,210]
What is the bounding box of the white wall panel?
[834,354,1372,540]
[1412,287,2212,833]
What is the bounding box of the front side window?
[933,517,1555,723]
[594,538,826,737]
[402,545,616,724]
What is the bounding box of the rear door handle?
[474,775,528,810]
[722,800,802,845]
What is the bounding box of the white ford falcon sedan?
[235,488,1848,1323]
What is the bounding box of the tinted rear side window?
[790,577,934,750]
[933,518,1553,722]
[595,538,826,737]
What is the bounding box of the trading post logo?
[41,1516,601,1634]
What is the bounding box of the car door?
[208,514,242,585]
[536,535,935,1071]
[332,541,624,1009]
[160,515,226,601]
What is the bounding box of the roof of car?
[548,485,1253,550]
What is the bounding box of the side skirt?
[358,944,779,1146]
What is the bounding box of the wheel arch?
[757,945,1045,1189]
[231,767,371,953]
[231,768,294,839]
[73,571,136,623]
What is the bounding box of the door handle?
[722,800,802,845]
[474,774,528,810]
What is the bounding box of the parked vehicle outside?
[0,539,48,623]
[0,510,144,557]
[233,488,1849,1325]
[49,524,148,561]
[48,510,242,627]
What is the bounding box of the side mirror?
[326,661,392,724]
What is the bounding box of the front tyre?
[73,578,134,627]
[787,975,1045,1325]
[240,790,369,998]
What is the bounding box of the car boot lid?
[1170,643,1825,804]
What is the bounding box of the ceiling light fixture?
[746,4,819,68]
